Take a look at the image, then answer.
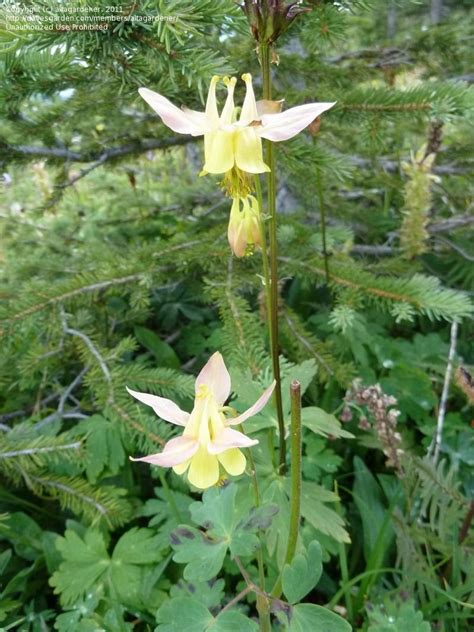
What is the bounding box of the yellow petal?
[203,130,235,174]
[187,447,220,489]
[221,77,237,125]
[234,128,270,174]
[240,74,258,125]
[205,75,220,126]
[173,459,191,475]
[217,448,246,476]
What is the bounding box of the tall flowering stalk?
[139,69,333,475]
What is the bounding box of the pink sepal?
[126,387,189,426]
[208,428,258,455]
[138,88,206,136]
[258,102,336,142]
[195,352,231,406]
[228,380,276,426]
[130,435,198,467]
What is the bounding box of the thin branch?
[4,136,195,165]
[350,156,471,176]
[429,321,459,463]
[218,586,252,616]
[434,236,474,262]
[60,309,114,404]
[34,367,89,431]
[350,214,474,257]
[0,392,59,424]
[0,442,81,459]
[29,475,108,516]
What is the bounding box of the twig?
[429,321,459,463]
[218,586,252,616]
[34,367,89,430]
[60,308,114,404]
[3,136,194,165]
[0,392,59,424]
[350,156,471,176]
[0,442,81,459]
[350,214,474,256]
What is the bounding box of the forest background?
[0,0,473,630]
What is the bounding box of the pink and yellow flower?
[127,352,275,489]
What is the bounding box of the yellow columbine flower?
[127,352,275,490]
[138,74,335,178]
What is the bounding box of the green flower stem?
[271,379,302,598]
[335,481,353,621]
[315,162,330,283]
[244,436,271,632]
[254,175,272,337]
[260,42,286,474]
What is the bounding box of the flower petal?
[195,352,231,406]
[205,75,220,126]
[187,447,220,489]
[256,99,284,117]
[220,76,237,125]
[240,73,259,125]
[227,380,276,426]
[202,129,235,174]
[235,128,270,174]
[126,387,189,426]
[138,88,206,136]
[130,436,198,467]
[208,427,258,454]
[217,448,246,476]
[227,197,247,258]
[173,459,191,475]
[258,102,336,142]
[181,107,213,132]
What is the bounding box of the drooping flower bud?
[227,195,261,257]
[240,0,310,45]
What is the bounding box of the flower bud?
[240,0,310,45]
[227,195,261,257]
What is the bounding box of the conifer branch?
[0,442,81,459]
[279,257,473,321]
[60,309,114,405]
[2,137,195,166]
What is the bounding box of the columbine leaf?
[171,484,277,580]
[50,527,165,608]
[299,481,350,544]
[170,526,228,582]
[170,578,225,609]
[156,597,214,632]
[50,530,109,605]
[262,479,291,569]
[156,596,259,632]
[281,360,318,414]
[275,603,352,632]
[301,407,354,439]
[282,540,323,604]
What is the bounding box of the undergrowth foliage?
[0,0,473,630]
